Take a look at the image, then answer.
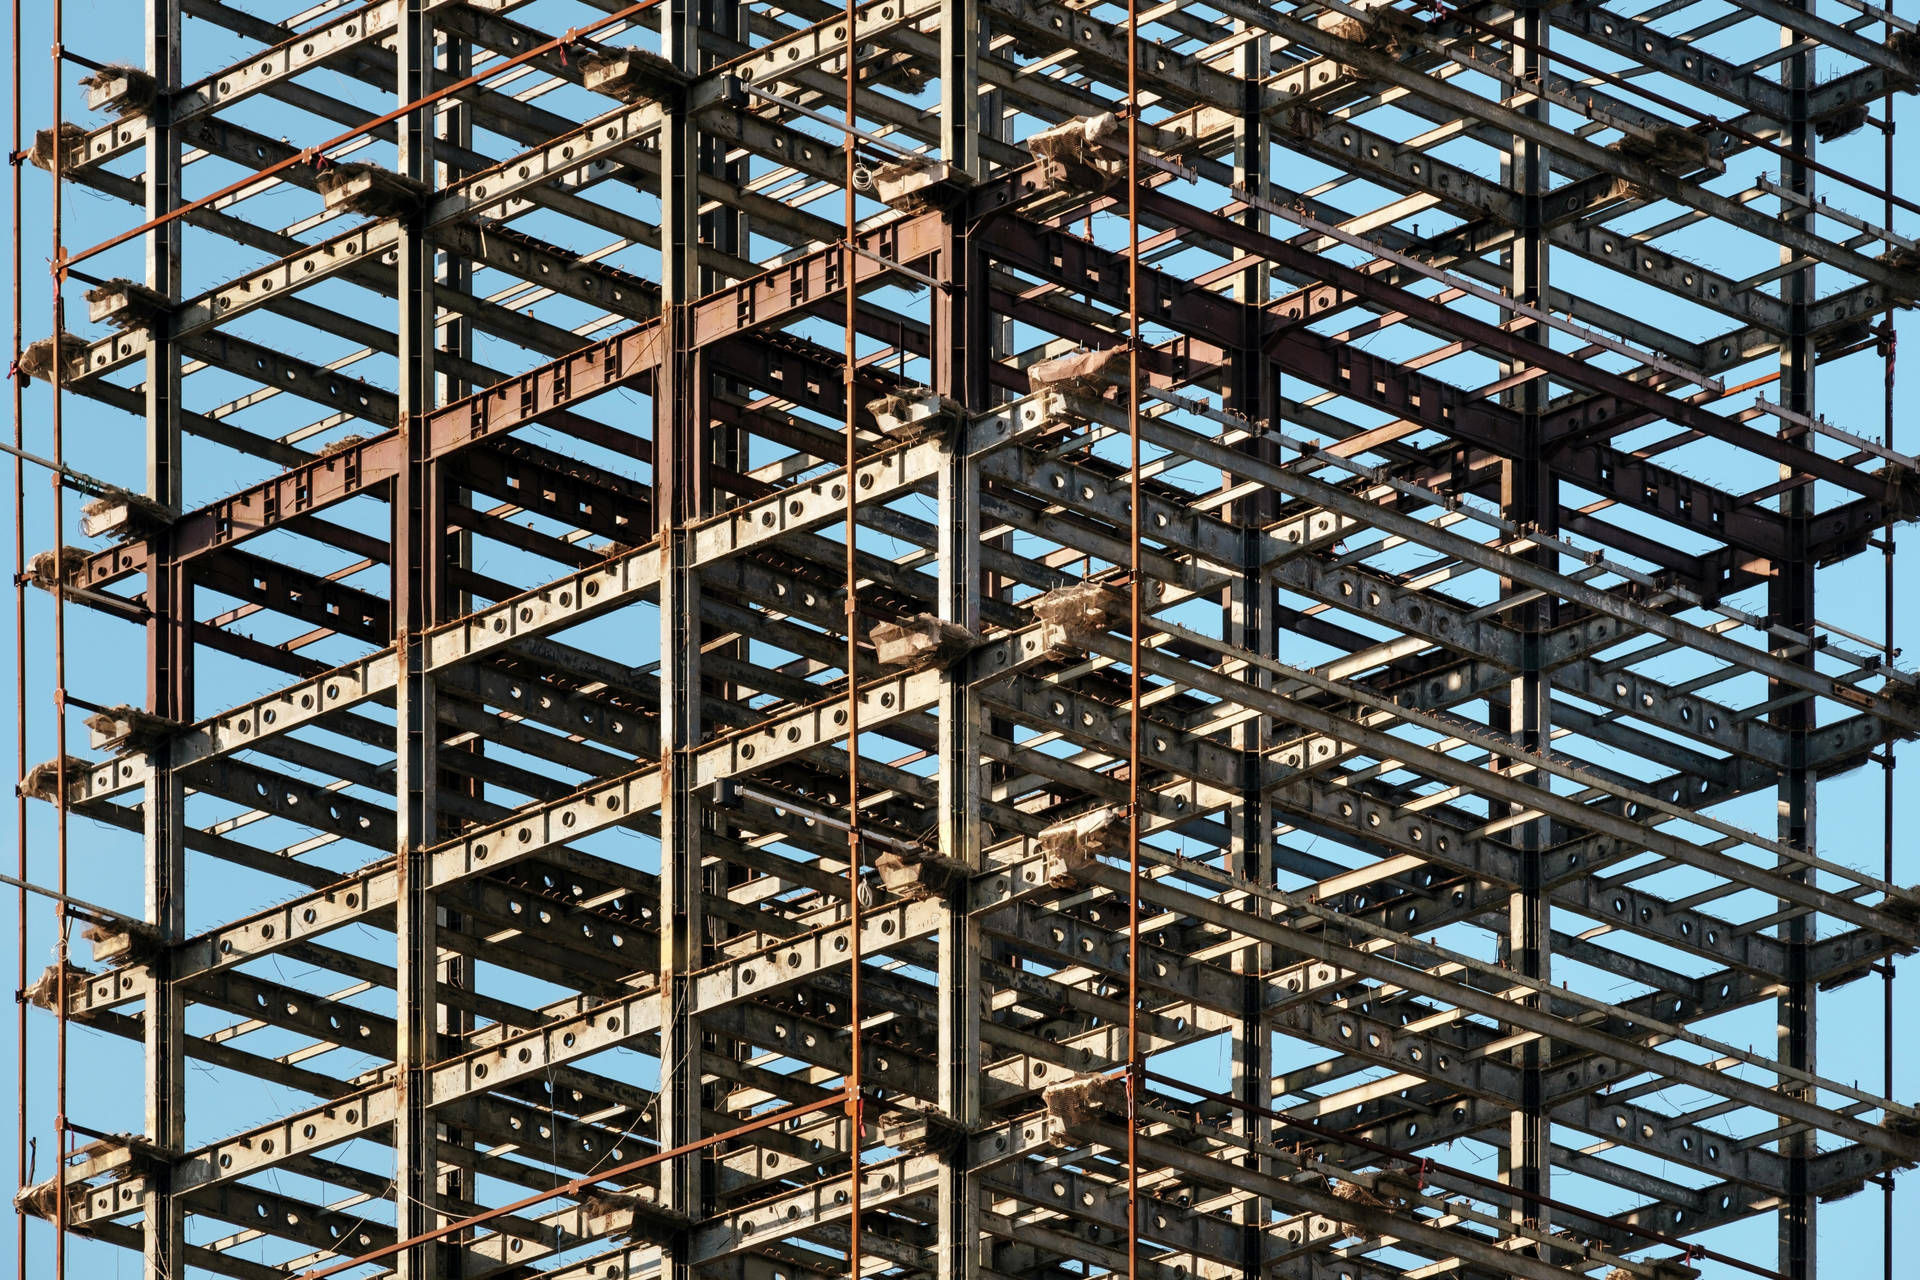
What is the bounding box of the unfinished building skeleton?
[9,0,1920,1277]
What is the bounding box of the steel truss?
[10,0,1920,1278]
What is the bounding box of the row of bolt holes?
[1335,800,1453,856]
[739,701,872,761]
[214,1105,359,1169]
[742,1169,899,1235]
[242,1199,372,1246]
[217,891,360,954]
[216,27,356,98]
[473,790,625,861]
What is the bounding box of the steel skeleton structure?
[9,1,1920,1279]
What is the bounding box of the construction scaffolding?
[7,0,1920,1277]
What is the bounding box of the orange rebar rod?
[1124,3,1142,1280]
[841,2,864,1276]
[47,2,69,1277]
[54,0,661,276]
[9,0,26,1270]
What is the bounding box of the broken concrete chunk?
[83,922,143,966]
[1042,1072,1126,1141]
[866,387,963,442]
[1604,1261,1700,1280]
[577,47,689,104]
[84,278,170,331]
[1038,805,1124,887]
[1611,123,1717,177]
[1026,346,1124,397]
[868,156,964,211]
[27,546,88,591]
[81,489,172,541]
[872,847,967,902]
[1029,581,1122,657]
[83,704,175,752]
[81,63,158,118]
[21,959,88,1011]
[29,122,88,171]
[316,162,430,219]
[13,1175,58,1222]
[1883,1107,1920,1137]
[870,613,979,668]
[18,334,84,385]
[1026,112,1128,188]
[21,755,90,804]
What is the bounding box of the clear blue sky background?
[2,1,1918,1277]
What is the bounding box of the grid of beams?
[12,0,1920,1278]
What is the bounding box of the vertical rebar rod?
[46,4,67,1276]
[843,4,864,1274]
[1125,4,1142,1280]
[1882,72,1897,1280]
[9,0,25,1269]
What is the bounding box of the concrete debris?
[1321,8,1420,74]
[28,122,87,171]
[868,157,962,210]
[1881,247,1920,303]
[84,279,169,331]
[1026,112,1128,187]
[1330,1178,1385,1208]
[80,63,158,118]
[18,334,83,384]
[83,923,126,965]
[1030,581,1122,657]
[316,162,430,219]
[869,612,978,668]
[21,755,90,804]
[1042,1072,1126,1141]
[1604,1261,1700,1280]
[872,847,967,902]
[13,1176,58,1221]
[878,1105,971,1151]
[1039,805,1124,887]
[80,490,171,541]
[1612,123,1715,176]
[1027,346,1124,397]
[22,959,88,1011]
[83,704,175,752]
[866,387,963,442]
[27,546,88,590]
[1816,103,1871,143]
[577,47,689,104]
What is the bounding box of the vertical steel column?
[1499,0,1552,1242]
[1774,10,1817,1277]
[933,47,983,1264]
[1227,32,1273,1272]
[656,0,706,1273]
[392,3,442,1276]
[140,4,186,1279]
[434,33,473,1273]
